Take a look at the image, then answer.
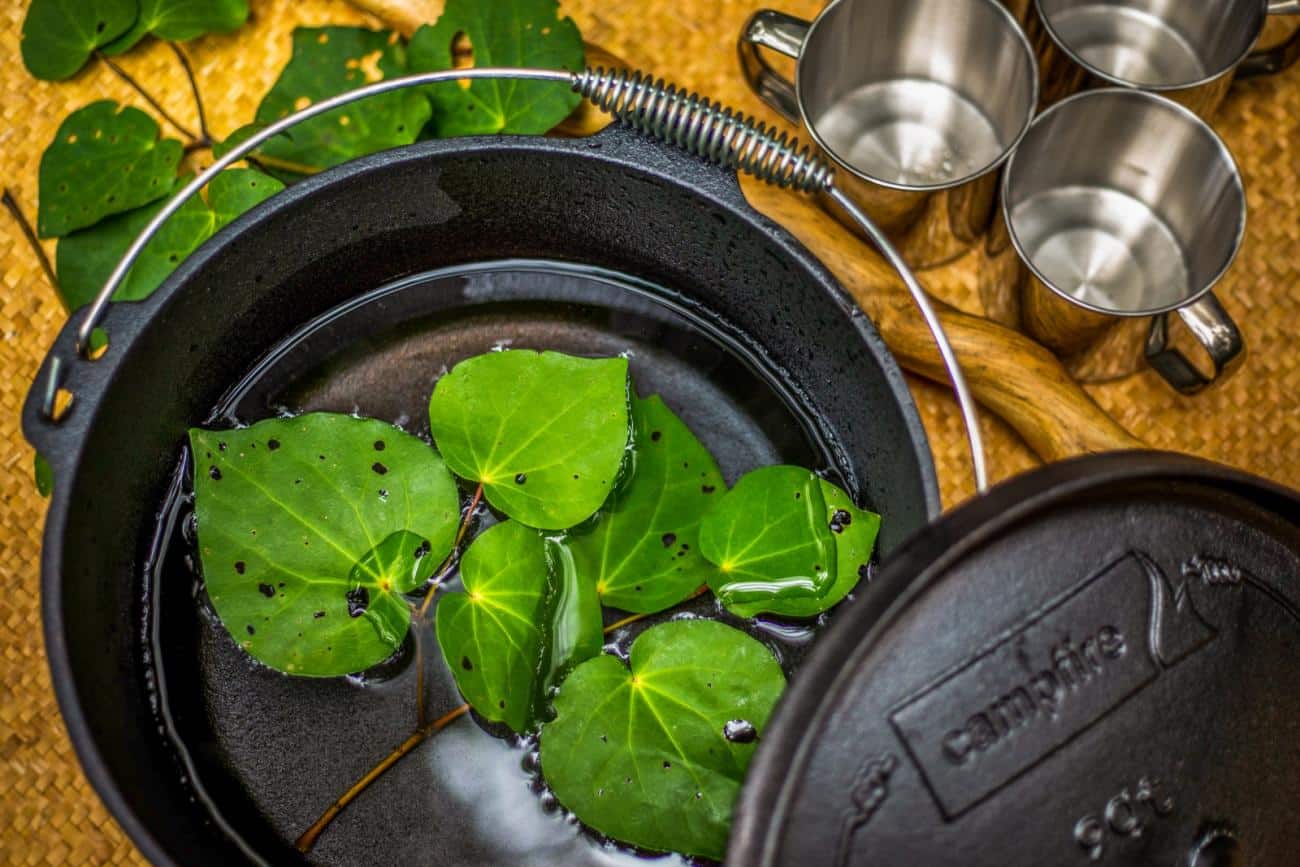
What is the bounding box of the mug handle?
[1238,1,1300,77]
[738,10,811,124]
[1144,293,1246,394]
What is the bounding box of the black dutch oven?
[22,125,938,865]
[23,91,1300,867]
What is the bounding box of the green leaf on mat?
[556,394,724,613]
[102,0,250,56]
[20,0,137,80]
[34,454,54,497]
[699,465,836,618]
[56,168,284,309]
[541,620,786,860]
[436,520,602,733]
[38,101,183,237]
[408,0,584,136]
[189,413,460,677]
[427,350,630,530]
[253,26,431,176]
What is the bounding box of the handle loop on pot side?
[58,65,988,493]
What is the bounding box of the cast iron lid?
[729,451,1300,867]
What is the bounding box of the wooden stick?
[295,703,470,853]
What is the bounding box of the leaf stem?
[603,585,709,634]
[295,703,470,854]
[2,188,62,310]
[246,153,324,176]
[168,42,211,144]
[98,52,200,142]
[416,484,483,621]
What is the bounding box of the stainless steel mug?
[739,0,1038,268]
[1027,0,1300,117]
[1002,89,1246,393]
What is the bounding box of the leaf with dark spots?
[428,350,630,529]
[552,395,724,614]
[190,413,459,676]
[700,465,836,618]
[435,520,601,733]
[541,621,785,860]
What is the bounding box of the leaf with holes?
[540,620,785,860]
[428,350,630,530]
[436,520,602,733]
[189,413,460,677]
[102,0,250,56]
[407,0,584,136]
[20,0,137,80]
[253,26,431,177]
[754,480,880,618]
[38,101,183,237]
[56,169,284,309]
[554,394,724,613]
[699,465,837,618]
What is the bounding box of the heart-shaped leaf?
[436,520,602,733]
[56,169,284,309]
[541,620,786,860]
[428,350,630,530]
[102,0,250,56]
[21,0,137,80]
[755,480,881,618]
[407,0,584,136]
[253,27,431,177]
[38,101,183,237]
[556,394,724,613]
[190,413,460,677]
[699,465,836,618]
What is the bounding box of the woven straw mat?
[0,0,1296,863]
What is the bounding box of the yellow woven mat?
[0,1,1295,862]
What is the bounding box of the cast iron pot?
[22,126,938,865]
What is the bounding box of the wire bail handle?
[64,65,988,493]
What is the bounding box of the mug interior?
[797,0,1037,190]
[1035,0,1267,87]
[1003,89,1245,316]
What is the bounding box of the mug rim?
[1000,87,1248,318]
[1032,0,1269,92]
[794,0,1041,193]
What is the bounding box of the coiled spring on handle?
[573,67,834,193]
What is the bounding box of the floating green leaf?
[407,0,584,136]
[253,27,431,176]
[436,520,602,733]
[102,0,250,56]
[56,169,284,309]
[38,101,183,237]
[699,465,836,618]
[757,480,880,618]
[541,620,785,860]
[428,350,630,530]
[20,0,137,80]
[557,394,723,613]
[190,413,460,677]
